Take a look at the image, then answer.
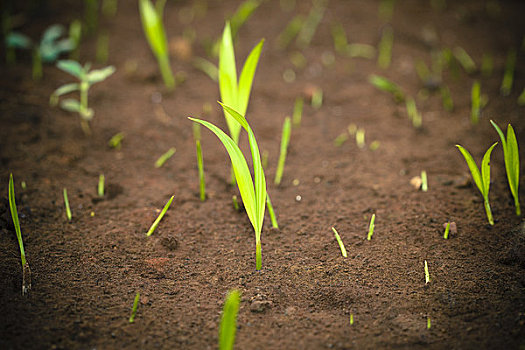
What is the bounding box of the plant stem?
[515,198,521,216]
[266,194,278,229]
[63,188,72,221]
[157,54,175,90]
[196,140,206,201]
[484,199,494,225]
[146,195,174,236]
[255,239,262,270]
[32,49,43,81]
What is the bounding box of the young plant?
[274,117,291,185]
[405,97,422,128]
[490,120,520,215]
[129,292,140,323]
[155,147,176,168]
[193,123,206,201]
[5,31,32,64]
[33,24,75,80]
[334,132,348,147]
[350,313,354,325]
[453,46,476,74]
[189,103,266,270]
[63,188,72,221]
[98,174,105,197]
[427,316,431,329]
[146,195,174,236]
[500,49,516,96]
[331,227,347,257]
[456,142,498,225]
[377,25,393,69]
[50,60,115,135]
[276,15,304,50]
[311,88,323,109]
[368,74,405,102]
[266,194,278,229]
[440,85,454,112]
[421,170,428,192]
[108,132,125,149]
[8,174,31,295]
[367,214,375,241]
[232,195,240,211]
[470,80,481,125]
[219,290,240,350]
[292,97,304,128]
[296,0,326,49]
[139,0,175,90]
[424,260,430,284]
[443,222,450,239]
[356,128,366,149]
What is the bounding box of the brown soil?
[1,0,525,349]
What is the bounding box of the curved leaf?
[238,39,264,116]
[139,0,168,58]
[87,66,116,84]
[481,142,498,198]
[57,59,84,79]
[456,145,483,196]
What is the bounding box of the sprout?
[296,0,326,49]
[331,227,347,258]
[456,142,498,225]
[356,128,366,149]
[276,15,304,50]
[440,85,454,112]
[490,120,520,216]
[155,147,176,168]
[292,97,304,128]
[405,97,422,128]
[453,46,476,74]
[98,174,105,197]
[266,194,278,229]
[377,25,393,69]
[129,292,140,323]
[193,123,206,201]
[334,132,349,147]
[274,117,292,185]
[311,88,323,109]
[443,222,450,239]
[232,195,240,211]
[219,290,240,350]
[189,103,267,270]
[350,313,354,325]
[146,195,175,237]
[367,214,375,241]
[108,132,125,149]
[427,316,431,329]
[500,49,516,96]
[424,260,430,284]
[368,74,405,102]
[63,188,72,221]
[421,171,428,192]
[470,80,481,125]
[192,57,219,82]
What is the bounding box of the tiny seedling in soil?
[192,57,218,82]
[129,292,140,323]
[427,317,431,329]
[369,140,380,151]
[490,120,520,215]
[292,97,304,128]
[190,103,267,270]
[421,171,428,192]
[219,290,240,350]
[456,142,498,225]
[232,195,240,211]
[405,97,422,128]
[50,59,115,135]
[443,222,450,239]
[424,260,430,284]
[367,214,375,241]
[8,174,31,295]
[34,24,75,80]
[453,46,476,74]
[139,0,175,90]
[108,132,125,149]
[193,123,206,201]
[63,188,72,221]
[146,195,174,237]
[98,174,105,197]
[500,49,516,96]
[274,117,292,185]
[350,313,354,325]
[356,128,366,149]
[470,80,481,125]
[5,31,32,65]
[369,74,405,103]
[311,88,323,109]
[296,0,326,49]
[331,227,348,258]
[155,147,176,168]
[334,132,349,147]
[377,25,393,69]
[266,194,278,229]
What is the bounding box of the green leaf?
[57,59,84,79]
[506,125,519,196]
[456,144,484,196]
[50,83,80,106]
[139,0,168,58]
[87,66,116,84]
[490,120,507,151]
[60,98,81,113]
[481,143,498,198]
[41,24,65,45]
[219,290,240,350]
[6,32,33,49]
[219,22,240,140]
[9,174,26,266]
[237,39,264,116]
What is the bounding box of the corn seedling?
[296,0,326,49]
[405,97,422,128]
[334,132,348,147]
[518,89,525,106]
[189,103,267,270]
[356,128,366,149]
[193,123,206,201]
[139,0,175,90]
[8,174,31,295]
[155,147,176,168]
[442,48,460,79]
[427,316,431,329]
[232,195,240,211]
[63,188,72,221]
[276,15,304,50]
[219,290,240,350]
[367,214,375,241]
[311,88,323,109]
[84,0,98,35]
[443,222,450,239]
[98,174,105,197]
[500,49,516,96]
[481,53,493,78]
[377,25,393,69]
[490,120,520,216]
[369,140,381,151]
[129,292,140,323]
[440,85,454,112]
[266,194,278,229]
[331,227,347,258]
[50,60,115,135]
[421,171,428,192]
[330,23,375,59]
[146,195,174,236]
[453,46,476,74]
[369,74,405,102]
[274,117,292,185]
[470,80,481,125]
[456,142,498,225]
[331,22,348,54]
[108,132,125,149]
[292,97,304,128]
[424,260,430,284]
[350,313,354,325]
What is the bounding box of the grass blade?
[424,260,430,284]
[219,290,240,350]
[292,97,304,128]
[266,194,278,229]
[155,147,176,168]
[146,195,174,237]
[369,74,405,102]
[421,171,428,192]
[367,214,375,241]
[455,145,483,195]
[98,174,105,197]
[129,292,140,323]
[238,39,264,116]
[63,188,72,221]
[443,222,450,239]
[453,46,476,74]
[470,80,481,125]
[377,25,393,69]
[332,227,347,257]
[274,117,292,185]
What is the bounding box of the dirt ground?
[1,0,525,349]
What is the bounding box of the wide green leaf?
[237,39,264,116]
[481,142,498,198]
[57,59,84,79]
[139,0,168,58]
[218,290,240,350]
[456,145,483,196]
[87,66,116,84]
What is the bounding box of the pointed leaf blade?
[87,66,116,84]
[57,60,84,79]
[481,142,498,198]
[456,145,484,196]
[237,39,264,115]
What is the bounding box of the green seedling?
[96,32,109,64]
[350,313,354,325]
[518,89,525,106]
[192,57,218,82]
[490,120,520,215]
[356,128,366,149]
[500,49,516,96]
[274,117,292,185]
[63,188,72,221]
[369,140,380,151]
[470,80,481,125]
[348,124,357,135]
[219,290,240,350]
[84,0,99,35]
[440,85,454,112]
[190,103,267,270]
[8,174,31,295]
[311,88,323,109]
[331,22,348,54]
[347,44,376,59]
[102,0,118,17]
[331,227,348,258]
[334,132,348,147]
[424,260,430,284]
[5,29,32,64]
[296,0,326,49]
[292,97,304,128]
[427,316,431,329]
[50,60,115,135]
[232,195,240,211]
[21,181,27,190]
[481,53,493,78]
[266,194,278,229]
[98,174,105,197]
[443,222,450,239]
[441,48,460,79]
[330,23,376,58]
[146,195,174,236]
[34,24,75,80]
[139,0,175,90]
[377,25,393,69]
[421,170,428,192]
[108,132,125,149]
[155,147,176,168]
[453,46,476,74]
[69,20,82,60]
[276,15,304,50]
[369,74,405,102]
[193,123,206,201]
[456,142,498,225]
[405,97,422,128]
[367,214,375,241]
[129,292,140,323]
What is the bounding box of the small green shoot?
[266,194,278,229]
[490,120,520,215]
[229,0,260,40]
[405,97,422,128]
[219,290,240,350]
[139,0,175,90]
[421,171,428,192]
[331,22,348,54]
[347,44,376,59]
[518,89,525,106]
[453,46,476,74]
[350,313,354,325]
[334,132,348,147]
[292,97,304,128]
[440,85,454,112]
[98,174,105,197]
[155,147,176,168]
[21,181,27,190]
[471,80,481,125]
[193,123,206,201]
[331,227,347,258]
[500,49,516,96]
[367,214,375,241]
[377,25,393,69]
[129,292,140,323]
[369,74,405,102]
[369,140,381,151]
[443,222,450,239]
[356,128,366,149]
[108,132,125,149]
[232,195,240,211]
[296,0,326,49]
[5,31,32,64]
[274,117,292,185]
[63,188,72,221]
[276,15,304,50]
[190,103,267,270]
[330,23,375,59]
[311,88,323,109]
[427,316,431,329]
[146,195,174,236]
[456,142,498,225]
[424,260,430,284]
[8,173,31,295]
